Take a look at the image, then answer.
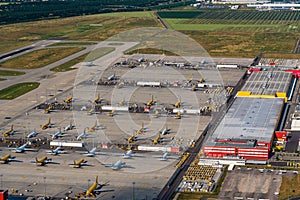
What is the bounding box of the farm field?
[0,47,84,69]
[158,10,300,57]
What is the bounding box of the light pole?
[43,176,46,199]
[0,174,3,188]
[132,182,135,200]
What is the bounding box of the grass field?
[0,82,40,100]
[279,174,300,200]
[0,70,25,76]
[0,10,299,59]
[158,10,300,58]
[50,53,88,72]
[0,47,84,69]
[0,12,161,55]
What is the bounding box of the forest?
[0,0,193,24]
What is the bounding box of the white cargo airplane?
[160,125,171,135]
[78,147,106,157]
[153,152,178,161]
[46,146,68,156]
[49,128,67,139]
[76,128,92,140]
[64,121,74,131]
[27,130,38,138]
[10,143,38,153]
[121,150,143,159]
[104,160,129,170]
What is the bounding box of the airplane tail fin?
[11,125,13,131]
[48,118,51,124]
[96,176,98,184]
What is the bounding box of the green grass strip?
[0,69,25,76]
[0,82,40,100]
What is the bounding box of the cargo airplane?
[46,146,67,155]
[79,176,113,198]
[135,122,146,135]
[145,95,155,107]
[2,125,15,137]
[10,143,38,153]
[78,147,106,157]
[125,133,138,144]
[152,133,163,145]
[31,156,59,166]
[107,72,118,81]
[173,97,182,108]
[175,111,182,119]
[49,128,67,139]
[121,150,143,159]
[108,110,115,117]
[87,121,104,132]
[103,160,129,170]
[0,154,21,164]
[41,118,52,130]
[64,121,74,131]
[160,125,171,135]
[27,130,38,138]
[93,93,103,104]
[76,128,91,141]
[64,96,73,104]
[153,152,178,161]
[69,158,91,168]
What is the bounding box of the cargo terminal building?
[202,70,293,162]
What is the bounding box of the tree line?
[0,0,194,25]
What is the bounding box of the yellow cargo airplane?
[125,133,137,144]
[88,121,97,132]
[69,158,90,168]
[79,176,113,198]
[64,96,73,104]
[93,93,103,104]
[173,97,181,108]
[152,133,163,145]
[41,118,51,130]
[145,95,155,107]
[31,156,58,166]
[0,154,20,164]
[175,111,182,119]
[135,122,145,135]
[2,125,14,137]
[108,110,115,117]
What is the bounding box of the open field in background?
[0,10,299,58]
[0,70,25,76]
[97,11,155,18]
[279,174,300,200]
[0,12,161,55]
[0,47,84,69]
[0,82,40,100]
[158,11,300,58]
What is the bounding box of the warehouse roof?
[241,71,292,95]
[208,97,284,144]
